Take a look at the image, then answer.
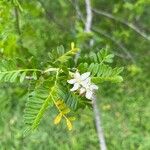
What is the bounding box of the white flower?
[67,72,90,92]
[84,84,98,100]
[79,87,86,95]
[80,78,98,100]
[67,71,99,100]
[80,77,90,87]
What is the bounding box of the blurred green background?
[0,0,150,149]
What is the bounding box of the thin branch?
[92,96,107,150]
[92,27,135,62]
[92,9,150,41]
[71,0,85,22]
[38,0,67,31]
[14,6,24,52]
[72,0,84,64]
[85,1,107,150]
[85,0,92,32]
[14,6,21,35]
[68,0,85,24]
[85,0,94,46]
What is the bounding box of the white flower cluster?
[67,72,98,100]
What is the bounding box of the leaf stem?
[0,69,42,74]
[50,70,69,121]
[43,68,59,73]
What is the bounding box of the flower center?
[77,79,82,83]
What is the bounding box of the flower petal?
[81,72,90,80]
[67,79,76,84]
[74,72,81,79]
[90,84,99,90]
[85,90,93,100]
[70,83,80,91]
[80,87,86,95]
[81,78,90,88]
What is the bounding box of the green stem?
[0,69,42,74]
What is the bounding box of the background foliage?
[0,0,150,149]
